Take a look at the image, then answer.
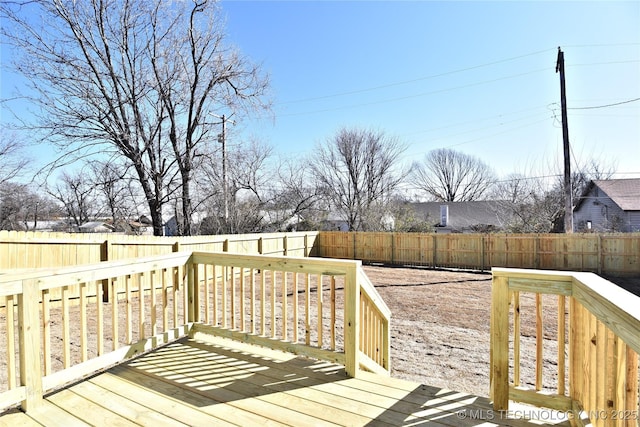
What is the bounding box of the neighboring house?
[573,178,640,232]
[411,201,506,233]
[77,221,116,233]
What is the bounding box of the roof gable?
[593,179,640,211]
[412,201,505,229]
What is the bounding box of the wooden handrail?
[490,268,640,426]
[0,250,391,413]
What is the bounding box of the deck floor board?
[1,335,571,427]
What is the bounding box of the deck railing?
[490,268,640,426]
[0,251,390,413]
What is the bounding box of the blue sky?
[1,1,639,181]
[220,0,640,179]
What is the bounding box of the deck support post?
[344,263,360,377]
[490,273,510,411]
[19,279,43,411]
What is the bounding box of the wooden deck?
[1,335,570,427]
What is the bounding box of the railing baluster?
[305,273,311,346]
[228,266,234,329]
[162,269,168,332]
[512,290,520,387]
[96,280,104,356]
[79,282,87,362]
[139,273,145,340]
[292,272,298,342]
[260,269,266,335]
[204,264,210,324]
[212,264,218,326]
[240,267,246,332]
[317,274,323,348]
[588,311,597,413]
[125,275,132,344]
[6,294,16,389]
[150,270,157,336]
[222,266,228,329]
[535,293,543,390]
[625,346,638,427]
[557,294,565,395]
[271,270,276,338]
[42,290,51,376]
[330,276,336,351]
[172,267,179,328]
[282,271,288,340]
[62,285,70,369]
[596,320,606,427]
[111,277,119,350]
[250,268,256,334]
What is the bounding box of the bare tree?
[0,183,59,231]
[492,157,616,233]
[410,148,495,202]
[269,159,324,231]
[492,174,559,233]
[48,170,99,229]
[311,128,406,231]
[199,139,273,234]
[0,131,30,185]
[1,0,269,235]
[89,160,141,230]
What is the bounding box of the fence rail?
[0,250,389,413]
[319,231,640,277]
[490,268,640,427]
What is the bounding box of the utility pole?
[210,113,235,231]
[556,47,573,233]
[218,115,229,226]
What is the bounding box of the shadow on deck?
[1,335,570,427]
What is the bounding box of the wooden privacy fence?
[319,231,640,277]
[0,230,319,270]
[3,230,639,277]
[0,250,390,413]
[490,268,640,427]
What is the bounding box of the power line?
[278,67,552,118]
[568,97,640,110]
[279,48,557,105]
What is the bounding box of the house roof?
[412,200,505,230]
[591,179,640,211]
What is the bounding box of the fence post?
[597,234,603,276]
[100,239,111,302]
[391,232,395,265]
[432,234,437,269]
[283,235,288,256]
[344,263,360,377]
[480,234,485,272]
[490,273,509,410]
[19,279,43,412]
[352,232,356,260]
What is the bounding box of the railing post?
[490,273,509,411]
[187,261,196,323]
[344,263,360,377]
[19,279,43,411]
